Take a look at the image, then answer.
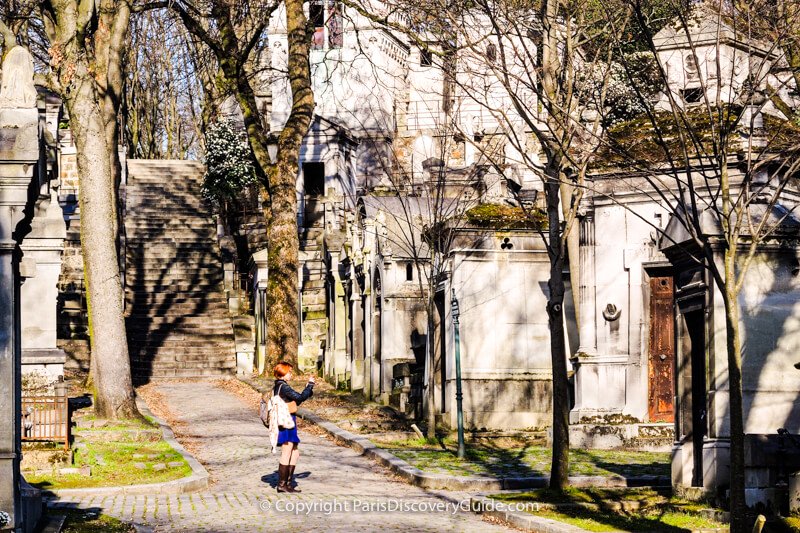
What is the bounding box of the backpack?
[259,397,271,427]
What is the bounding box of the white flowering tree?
[202,120,258,204]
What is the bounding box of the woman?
[271,361,314,493]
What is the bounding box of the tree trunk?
[546,168,570,490]
[67,65,138,420]
[265,0,314,367]
[42,0,140,420]
[723,253,746,533]
[426,302,437,438]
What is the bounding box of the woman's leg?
[280,442,294,465]
[277,442,294,492]
[287,444,301,491]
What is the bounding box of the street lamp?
[451,289,466,459]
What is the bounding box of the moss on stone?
[594,106,800,169]
[465,204,547,230]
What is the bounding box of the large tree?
[171,0,314,367]
[0,0,141,419]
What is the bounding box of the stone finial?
[0,46,37,109]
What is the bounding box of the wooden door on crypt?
[648,276,675,422]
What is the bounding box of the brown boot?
[276,464,290,493]
[288,465,301,493]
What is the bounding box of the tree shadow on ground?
[497,487,715,533]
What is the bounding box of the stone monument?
[19,87,67,385]
[0,45,45,533]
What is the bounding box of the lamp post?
[451,289,465,459]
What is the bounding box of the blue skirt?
[277,414,300,445]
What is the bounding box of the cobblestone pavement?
[49,381,515,532]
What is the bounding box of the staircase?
[124,160,236,380]
[298,198,327,370]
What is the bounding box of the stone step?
[126,201,208,211]
[126,260,222,268]
[124,223,215,232]
[125,201,206,212]
[126,174,205,183]
[125,277,225,286]
[125,207,208,216]
[131,362,236,373]
[126,271,224,281]
[125,292,227,302]
[126,291,226,300]
[127,259,222,279]
[129,348,236,358]
[127,176,204,184]
[132,368,234,380]
[129,357,235,368]
[127,334,234,344]
[129,359,236,370]
[125,217,214,225]
[124,188,210,196]
[126,234,218,243]
[125,250,222,259]
[126,188,206,197]
[125,298,228,307]
[128,339,235,349]
[126,182,205,190]
[124,276,227,287]
[127,169,205,178]
[125,242,218,251]
[127,326,234,336]
[125,308,230,318]
[125,270,223,279]
[125,314,231,324]
[125,187,205,195]
[131,361,236,372]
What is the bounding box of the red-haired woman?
[272,361,314,493]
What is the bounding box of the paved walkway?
[49,381,515,532]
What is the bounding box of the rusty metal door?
[649,276,675,422]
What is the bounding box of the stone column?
[326,250,348,383]
[0,45,41,533]
[570,211,599,424]
[577,212,597,355]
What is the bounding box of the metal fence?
[21,394,70,450]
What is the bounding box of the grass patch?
[60,508,134,533]
[491,488,724,532]
[535,508,723,532]
[385,442,669,478]
[26,438,191,490]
